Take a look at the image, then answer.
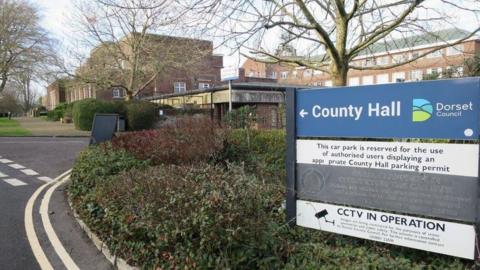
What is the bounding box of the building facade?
[44,79,67,110]
[242,28,480,87]
[45,34,223,108]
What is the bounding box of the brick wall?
[243,39,480,87]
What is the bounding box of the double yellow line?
[24,169,80,270]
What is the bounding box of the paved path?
[0,137,112,270]
[16,117,90,137]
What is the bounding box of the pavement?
[0,137,113,270]
[16,117,90,137]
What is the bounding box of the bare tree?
[65,0,216,100]
[0,90,22,114]
[0,0,52,93]
[465,53,480,76]
[194,0,480,86]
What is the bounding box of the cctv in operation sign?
[285,78,480,259]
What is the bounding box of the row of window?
[272,44,465,80]
[307,66,464,87]
[173,82,212,93]
[356,44,464,67]
[68,86,94,102]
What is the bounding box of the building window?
[427,67,442,75]
[426,49,443,58]
[348,77,360,86]
[112,87,124,98]
[325,80,332,87]
[313,70,323,76]
[281,71,288,79]
[410,51,420,60]
[377,56,389,65]
[199,83,210,90]
[393,72,406,82]
[409,70,423,81]
[364,58,375,67]
[270,71,277,79]
[446,44,464,56]
[174,82,186,93]
[392,54,408,63]
[361,75,374,85]
[376,74,389,84]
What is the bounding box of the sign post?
[221,66,239,112]
[286,78,480,259]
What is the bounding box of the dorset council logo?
[412,99,433,122]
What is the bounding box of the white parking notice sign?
[296,200,476,259]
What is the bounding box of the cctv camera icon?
[315,209,335,225]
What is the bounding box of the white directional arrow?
[299,109,309,118]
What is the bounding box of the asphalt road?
[0,137,113,270]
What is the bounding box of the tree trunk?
[330,62,348,86]
[0,75,7,93]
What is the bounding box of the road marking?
[40,171,80,270]
[37,176,53,182]
[25,181,54,270]
[9,163,25,169]
[21,169,39,176]
[25,170,71,270]
[0,171,7,178]
[0,158,13,163]
[4,178,27,186]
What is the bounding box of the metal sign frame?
[285,78,480,260]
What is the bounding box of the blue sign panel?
[296,78,480,139]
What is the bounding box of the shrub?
[111,117,224,165]
[125,101,156,130]
[47,103,69,121]
[83,163,286,268]
[72,99,118,130]
[223,105,256,129]
[69,152,473,269]
[64,102,74,118]
[69,143,148,222]
[221,129,286,182]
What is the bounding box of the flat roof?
[141,82,311,100]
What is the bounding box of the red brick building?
[242,28,480,87]
[44,79,67,110]
[46,34,223,107]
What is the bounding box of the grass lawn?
[0,118,31,136]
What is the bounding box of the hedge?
[72,99,118,130]
[221,128,286,182]
[125,101,156,130]
[47,103,69,121]
[69,141,473,269]
[111,117,223,165]
[72,99,157,131]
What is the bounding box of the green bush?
[69,143,148,220]
[47,103,69,121]
[125,101,156,130]
[64,102,74,118]
[82,164,286,268]
[72,99,118,130]
[69,145,473,269]
[222,129,286,182]
[224,105,256,129]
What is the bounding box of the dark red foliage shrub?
[111,117,224,165]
